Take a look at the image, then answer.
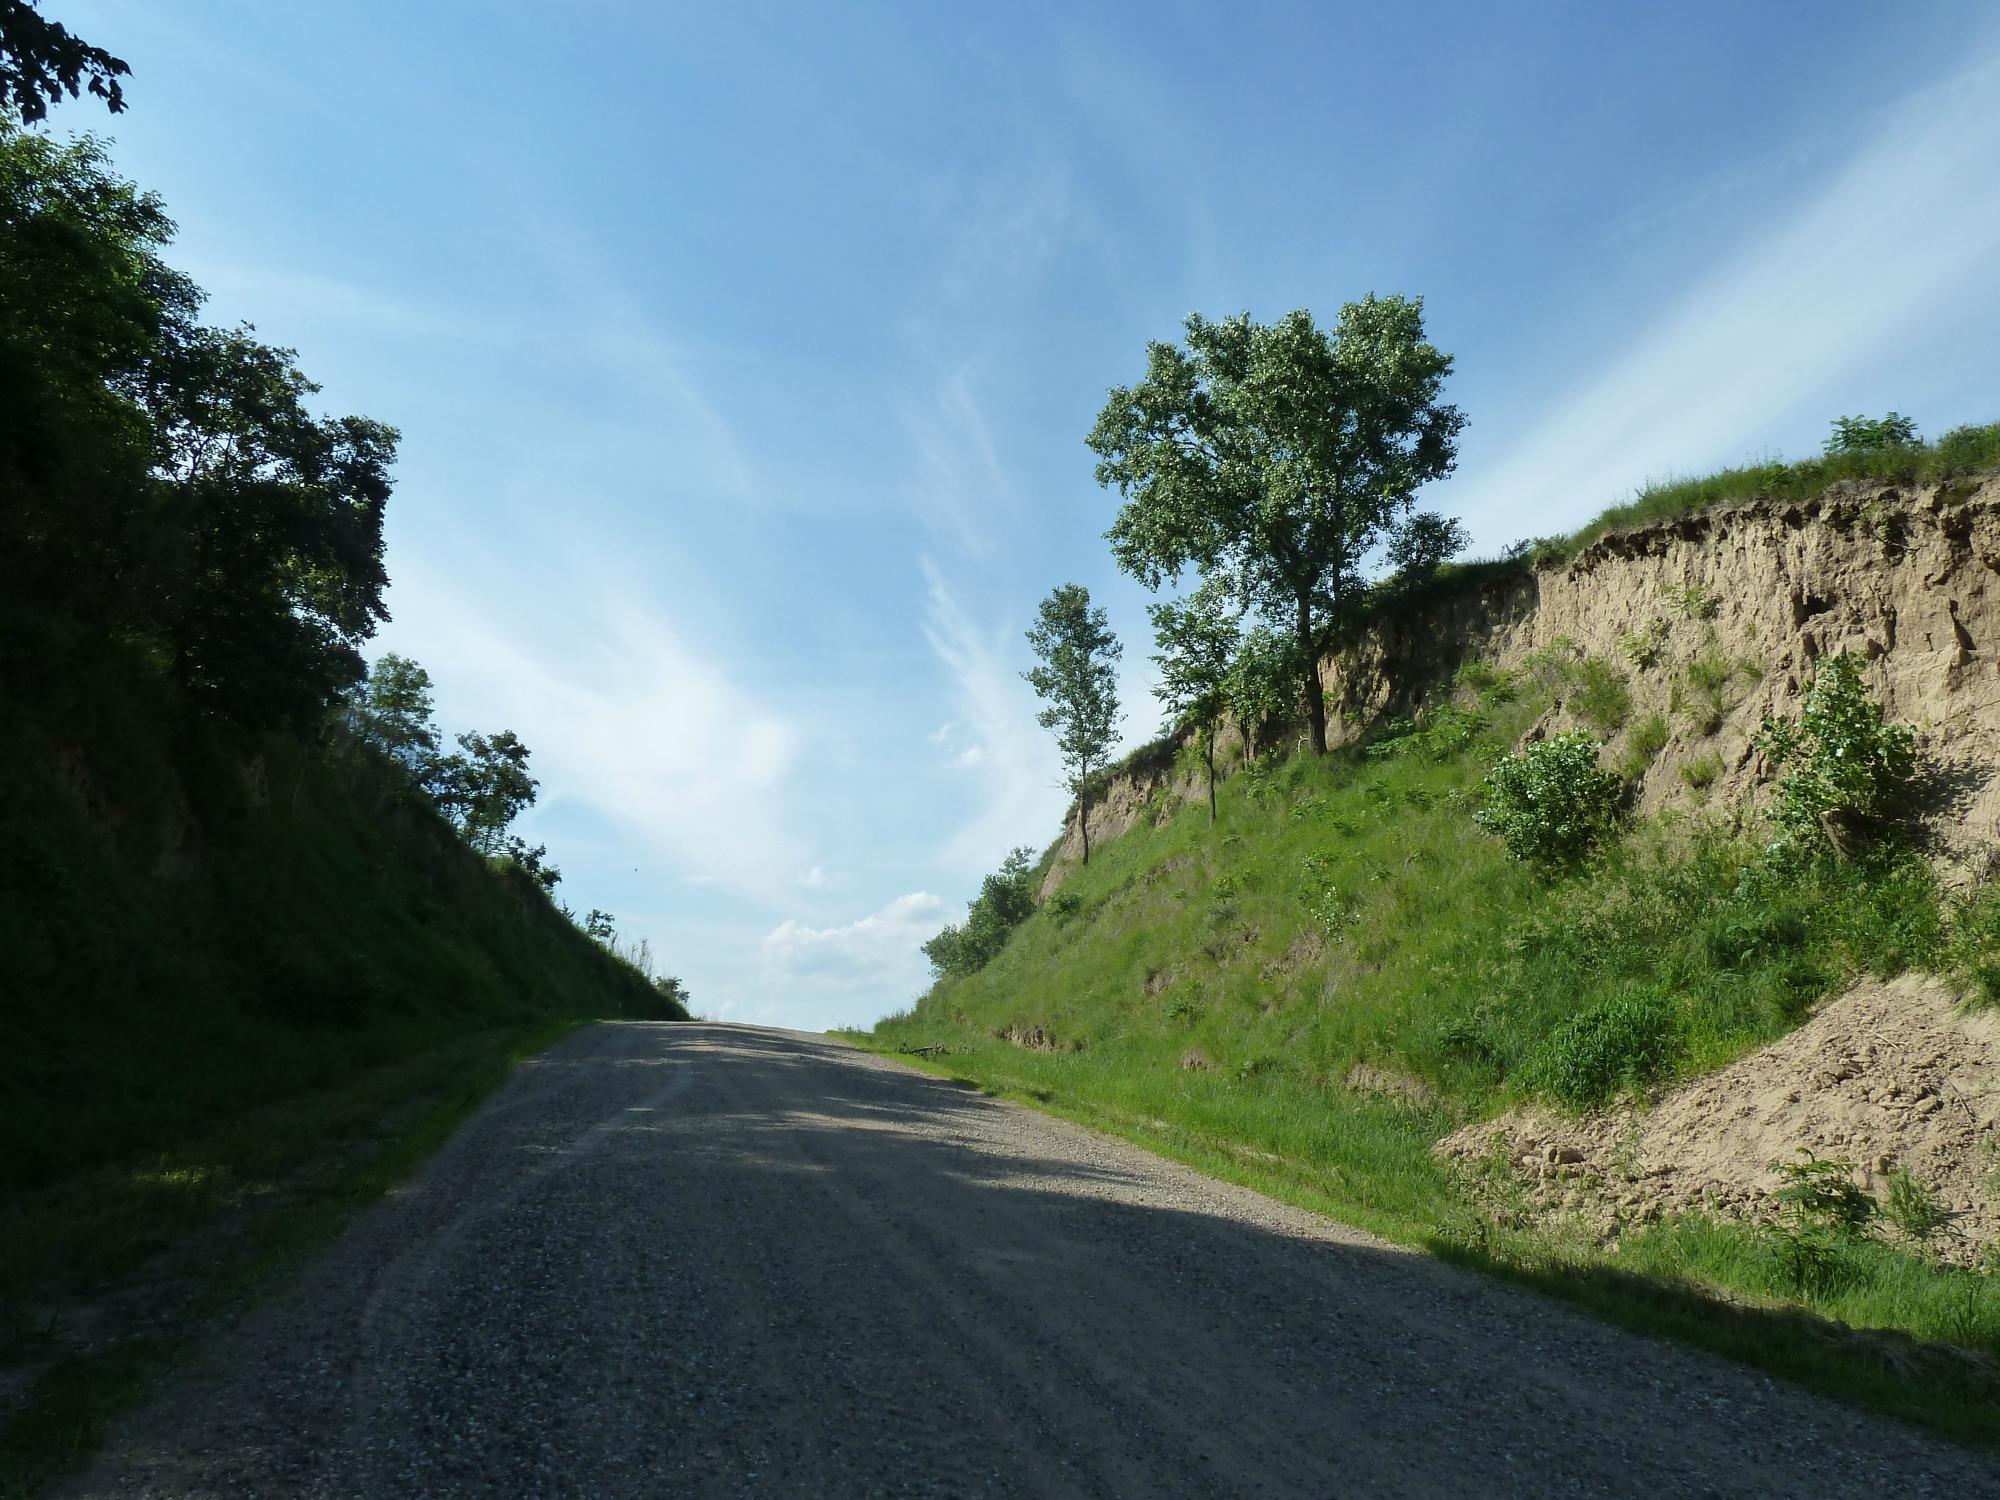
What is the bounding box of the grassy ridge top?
[1536,420,2000,564]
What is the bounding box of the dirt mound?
[1439,974,2000,1263]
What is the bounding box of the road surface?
[67,1023,1996,1497]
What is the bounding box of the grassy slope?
[0,622,672,1492]
[863,678,2000,1443]
[1,623,667,1197]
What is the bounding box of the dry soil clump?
[1441,974,2000,1263]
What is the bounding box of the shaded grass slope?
[1,616,672,1200]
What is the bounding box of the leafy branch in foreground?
[0,0,129,121]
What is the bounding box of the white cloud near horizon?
[1449,55,2000,548]
[759,891,949,995]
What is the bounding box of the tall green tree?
[0,0,128,121]
[347,653,442,775]
[1148,576,1239,822]
[0,119,397,728]
[1023,583,1122,864]
[147,324,397,725]
[1089,299,1465,754]
[433,731,538,854]
[0,124,191,621]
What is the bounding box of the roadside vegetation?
[864,657,2000,1439]
[868,288,2000,1440]
[0,62,683,1491]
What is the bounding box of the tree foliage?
[1825,412,1918,456]
[432,731,538,855]
[1089,299,1465,753]
[0,0,128,122]
[346,653,441,775]
[1224,626,1304,758]
[345,656,543,860]
[1383,510,1469,589]
[1023,583,1122,863]
[1147,577,1239,821]
[0,119,396,727]
[923,847,1038,979]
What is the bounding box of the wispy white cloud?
[1450,56,2000,547]
[932,161,1081,304]
[760,892,948,994]
[900,366,1020,556]
[919,557,1068,872]
[378,542,807,902]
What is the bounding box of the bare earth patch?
[1440,974,2000,1262]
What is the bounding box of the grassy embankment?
[0,622,677,1494]
[857,459,2000,1442]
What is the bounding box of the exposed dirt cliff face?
[1044,469,2000,890]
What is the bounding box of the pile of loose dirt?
[1439,974,2000,1263]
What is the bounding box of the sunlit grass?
[856,679,2000,1442]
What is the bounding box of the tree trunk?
[1079,786,1091,864]
[1298,597,1327,754]
[1204,727,1217,823]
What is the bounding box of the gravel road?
[67,1022,1997,1498]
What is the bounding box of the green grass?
[1535,421,2000,564]
[858,684,2000,1443]
[0,619,671,1196]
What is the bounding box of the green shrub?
[924,847,1039,978]
[1773,1149,1876,1233]
[1572,657,1631,733]
[1766,1149,1877,1297]
[1883,1166,1953,1244]
[1946,880,2000,1007]
[1681,752,1723,791]
[1616,713,1670,780]
[1620,620,1669,670]
[1756,653,1916,858]
[1680,584,1721,621]
[1368,703,1488,762]
[1472,732,1622,867]
[1453,660,1497,693]
[1676,647,1759,735]
[1826,413,1918,455]
[1522,987,1678,1106]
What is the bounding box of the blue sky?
[64,2,2000,1029]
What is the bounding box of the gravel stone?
[61,1023,2000,1498]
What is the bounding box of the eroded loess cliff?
[1047,469,2000,888]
